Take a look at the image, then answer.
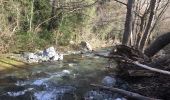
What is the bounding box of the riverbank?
[0,54,29,71]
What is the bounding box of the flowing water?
[0,50,117,100]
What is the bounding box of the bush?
[14,32,48,52]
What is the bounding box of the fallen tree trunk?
[144,32,170,57]
[91,84,162,100]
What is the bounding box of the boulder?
[80,41,93,51]
[43,47,58,58]
[43,46,63,61]
[102,76,116,87]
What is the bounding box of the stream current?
[0,49,124,100]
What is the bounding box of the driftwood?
[133,61,170,75]
[91,84,161,100]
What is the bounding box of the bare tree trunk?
[29,0,34,32]
[144,32,170,57]
[139,0,156,51]
[122,0,134,46]
[48,0,58,31]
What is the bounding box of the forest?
[0,0,125,53]
[0,0,169,53]
[0,0,170,100]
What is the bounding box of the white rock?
[43,46,57,58]
[27,53,35,59]
[24,52,38,63]
[52,55,59,61]
[43,46,62,61]
[58,53,63,60]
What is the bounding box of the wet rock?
[101,76,130,90]
[102,76,116,87]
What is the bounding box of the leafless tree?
[115,0,170,52]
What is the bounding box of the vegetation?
[105,0,170,99]
[0,0,125,53]
[0,0,170,53]
[1,0,170,99]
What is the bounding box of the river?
[0,49,120,100]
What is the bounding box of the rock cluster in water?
[23,46,63,63]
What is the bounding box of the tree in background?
[1,0,169,53]
[120,0,170,52]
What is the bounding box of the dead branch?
[132,61,170,75]
[95,53,170,75]
[91,84,162,100]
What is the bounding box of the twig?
[91,84,162,100]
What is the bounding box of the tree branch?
[133,61,170,75]
[95,53,170,75]
[113,0,127,6]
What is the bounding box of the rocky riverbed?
[0,47,129,100]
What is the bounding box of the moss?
[0,57,26,71]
